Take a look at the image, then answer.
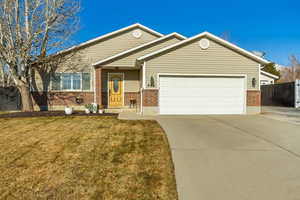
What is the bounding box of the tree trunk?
[18,83,34,112]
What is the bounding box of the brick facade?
[247,90,261,106]
[32,92,94,107]
[143,89,158,106]
[95,67,102,105]
[125,92,140,107]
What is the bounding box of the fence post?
[296,80,300,108]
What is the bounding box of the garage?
[159,75,246,115]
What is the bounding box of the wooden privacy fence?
[261,80,300,108]
[296,80,300,108]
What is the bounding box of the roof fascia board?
[205,32,270,64]
[261,70,279,79]
[138,32,270,65]
[57,23,164,55]
[135,23,164,37]
[93,33,186,66]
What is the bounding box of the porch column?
[95,67,102,106]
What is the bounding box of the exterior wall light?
[147,76,155,87]
[150,76,155,87]
[252,78,257,88]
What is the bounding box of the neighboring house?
[251,51,280,85]
[260,70,279,85]
[32,23,270,115]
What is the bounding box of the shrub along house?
[32,23,269,115]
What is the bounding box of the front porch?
[95,68,141,112]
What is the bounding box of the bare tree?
[0,0,80,111]
[289,55,300,80]
[278,55,300,83]
[221,31,231,42]
[0,62,4,87]
[221,31,239,45]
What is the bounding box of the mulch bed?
[0,111,118,118]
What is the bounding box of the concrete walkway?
[157,115,300,200]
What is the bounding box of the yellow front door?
[108,74,123,107]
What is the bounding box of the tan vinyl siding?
[145,37,260,90]
[102,70,140,93]
[102,37,182,67]
[36,29,158,91]
[71,29,159,64]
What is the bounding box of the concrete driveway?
[156,115,300,200]
[262,106,300,125]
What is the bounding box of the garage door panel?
[159,76,245,115]
[160,101,244,109]
[160,90,244,97]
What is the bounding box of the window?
[73,74,81,90]
[82,73,91,90]
[51,73,91,91]
[62,73,72,90]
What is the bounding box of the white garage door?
[159,75,246,115]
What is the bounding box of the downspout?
[140,61,146,115]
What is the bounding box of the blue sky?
[74,0,300,66]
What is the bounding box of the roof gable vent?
[199,38,210,49]
[132,29,142,38]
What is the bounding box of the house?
[260,70,279,85]
[32,23,270,115]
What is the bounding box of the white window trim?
[51,72,92,92]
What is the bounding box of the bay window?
[51,73,91,91]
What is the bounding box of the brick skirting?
[33,90,260,109]
[95,67,102,105]
[32,92,94,107]
[247,90,261,106]
[125,92,140,107]
[143,89,158,106]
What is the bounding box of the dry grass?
[0,116,178,200]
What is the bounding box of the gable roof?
[92,32,186,66]
[137,32,270,65]
[261,70,279,79]
[59,23,164,55]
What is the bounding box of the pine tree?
[262,63,280,77]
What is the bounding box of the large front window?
[62,73,72,90]
[51,73,91,91]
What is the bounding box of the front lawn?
[0,116,178,199]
